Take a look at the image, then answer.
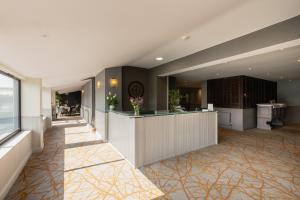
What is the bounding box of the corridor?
[5,117,163,199]
[6,118,300,199]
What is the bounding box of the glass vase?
[134,105,140,116]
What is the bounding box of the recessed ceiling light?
[248,67,252,71]
[181,35,190,40]
[155,57,164,61]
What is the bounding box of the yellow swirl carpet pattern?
[6,118,300,200]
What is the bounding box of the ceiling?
[175,45,300,87]
[0,0,299,91]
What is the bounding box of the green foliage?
[55,92,63,106]
[168,89,181,112]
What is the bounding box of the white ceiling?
[0,0,299,91]
[175,45,300,86]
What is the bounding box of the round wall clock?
[128,81,144,97]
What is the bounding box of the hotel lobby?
[1,0,300,199]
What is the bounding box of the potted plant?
[107,92,118,111]
[129,96,143,116]
[169,89,181,112]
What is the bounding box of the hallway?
[6,118,300,199]
[6,118,163,199]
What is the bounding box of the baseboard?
[0,150,32,199]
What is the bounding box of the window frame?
[0,70,21,145]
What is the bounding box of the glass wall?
[0,72,20,143]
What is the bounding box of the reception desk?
[108,111,218,168]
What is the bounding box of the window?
[0,71,20,144]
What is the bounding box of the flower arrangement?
[106,92,118,110]
[129,96,143,116]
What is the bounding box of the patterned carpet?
[5,118,300,200]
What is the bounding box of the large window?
[0,71,20,143]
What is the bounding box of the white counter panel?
[175,113,201,155]
[136,115,175,166]
[108,112,136,165]
[95,110,107,141]
[108,111,218,168]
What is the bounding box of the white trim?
[0,63,25,80]
[0,150,32,199]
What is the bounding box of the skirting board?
[0,150,32,199]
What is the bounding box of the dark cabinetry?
[207,76,276,108]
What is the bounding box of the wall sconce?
[96,81,101,89]
[82,90,84,94]
[110,78,118,87]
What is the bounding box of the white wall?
[95,110,108,141]
[21,78,44,152]
[42,88,52,111]
[42,88,52,130]
[21,79,41,116]
[215,107,256,131]
[0,131,32,199]
[0,66,34,199]
[21,78,42,116]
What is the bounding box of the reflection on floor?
[6,118,300,200]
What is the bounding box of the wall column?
[42,87,52,129]
[21,78,44,153]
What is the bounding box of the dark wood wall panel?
[207,76,277,109]
[243,76,277,108]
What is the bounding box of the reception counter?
[108,111,218,168]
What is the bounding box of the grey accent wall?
[95,67,122,112]
[148,71,157,110]
[201,80,207,108]
[243,108,257,130]
[95,70,106,111]
[277,80,300,123]
[278,80,300,106]
[82,80,93,108]
[81,78,95,126]
[148,16,300,110]
[105,67,122,111]
[156,77,168,110]
[122,66,149,111]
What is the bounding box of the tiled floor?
[6,118,300,200]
